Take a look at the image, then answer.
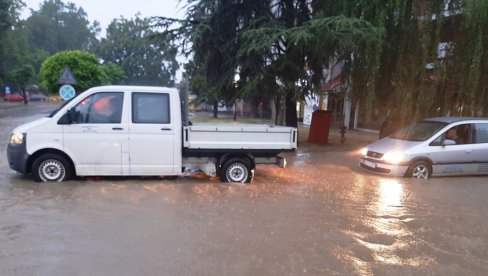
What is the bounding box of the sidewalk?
[0,101,25,110]
[0,100,56,110]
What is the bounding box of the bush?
[40,50,105,94]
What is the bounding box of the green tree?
[8,64,34,94]
[40,50,105,93]
[97,15,178,86]
[238,2,381,126]
[100,62,127,85]
[0,0,24,87]
[154,0,380,125]
[442,0,488,116]
[24,0,99,54]
[3,21,50,85]
[153,0,278,118]
[187,0,240,118]
[157,0,488,127]
[346,0,488,126]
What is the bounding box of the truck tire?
[32,153,72,182]
[221,158,254,183]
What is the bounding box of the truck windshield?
[47,93,83,118]
[389,121,447,141]
[47,100,70,117]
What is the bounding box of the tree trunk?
[275,95,280,125]
[270,97,276,124]
[285,91,297,128]
[276,94,286,126]
[233,102,237,121]
[213,100,218,118]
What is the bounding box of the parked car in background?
[360,117,488,179]
[3,94,25,102]
[28,93,47,102]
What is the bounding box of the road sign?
[59,85,76,100]
[59,67,78,85]
[5,86,11,94]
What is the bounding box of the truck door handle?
[465,149,472,153]
[161,128,172,131]
[112,127,124,130]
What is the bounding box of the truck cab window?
[132,93,170,124]
[73,92,123,124]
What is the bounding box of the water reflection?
[376,179,404,218]
[355,179,415,267]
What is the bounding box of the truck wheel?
[222,158,254,183]
[406,161,431,179]
[32,154,72,182]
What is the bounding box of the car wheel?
[221,158,254,183]
[407,161,431,179]
[32,154,72,182]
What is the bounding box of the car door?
[470,123,488,174]
[128,92,175,175]
[62,92,128,175]
[428,123,477,175]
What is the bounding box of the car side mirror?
[57,108,74,125]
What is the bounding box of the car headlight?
[9,132,24,145]
[382,151,406,164]
[360,147,368,156]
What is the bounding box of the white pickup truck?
[7,86,297,183]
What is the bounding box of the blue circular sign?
[59,85,76,100]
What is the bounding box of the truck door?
[128,92,175,175]
[62,92,128,175]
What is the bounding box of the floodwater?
[1,104,488,275]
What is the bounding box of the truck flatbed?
[183,124,297,150]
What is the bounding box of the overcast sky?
[21,0,185,35]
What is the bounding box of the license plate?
[364,160,376,168]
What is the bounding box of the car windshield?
[389,121,448,141]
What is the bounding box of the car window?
[473,123,488,144]
[390,121,447,141]
[132,93,170,124]
[430,123,472,146]
[443,124,471,145]
[72,92,123,124]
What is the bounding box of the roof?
[423,117,488,124]
[86,85,178,93]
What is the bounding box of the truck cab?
[7,86,297,183]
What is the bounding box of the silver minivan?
[359,117,488,179]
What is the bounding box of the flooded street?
[1,104,488,275]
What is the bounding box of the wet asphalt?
[1,102,488,275]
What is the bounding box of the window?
[390,121,447,142]
[72,92,123,124]
[441,124,470,145]
[132,93,170,124]
[430,123,472,146]
[474,124,488,144]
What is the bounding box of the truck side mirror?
[57,108,74,125]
